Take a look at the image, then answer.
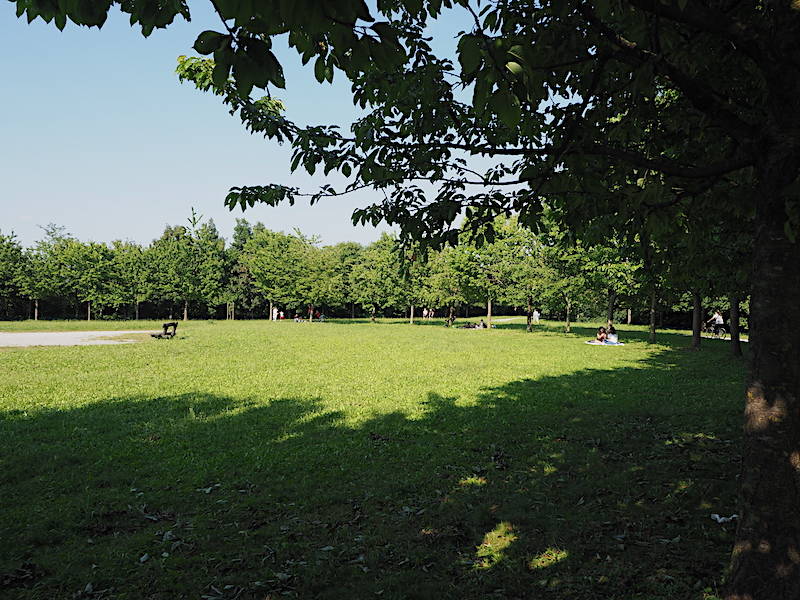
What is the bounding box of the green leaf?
[506,61,523,76]
[489,88,521,128]
[457,35,482,75]
[314,57,326,83]
[194,31,227,55]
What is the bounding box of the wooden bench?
[151,322,178,339]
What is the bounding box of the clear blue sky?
[0,3,471,247]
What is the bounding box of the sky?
[0,2,471,248]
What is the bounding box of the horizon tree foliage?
[10,0,799,593]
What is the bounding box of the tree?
[13,1,800,594]
[58,240,116,320]
[350,234,406,321]
[242,228,308,317]
[112,240,151,320]
[0,233,25,320]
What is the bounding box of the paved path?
[0,330,155,348]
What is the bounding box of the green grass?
[0,320,746,599]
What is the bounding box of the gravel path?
[0,330,156,348]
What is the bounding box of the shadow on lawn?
[0,347,744,600]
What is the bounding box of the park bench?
[151,322,178,339]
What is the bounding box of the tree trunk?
[730,294,742,357]
[526,295,533,333]
[269,300,274,321]
[648,288,657,344]
[627,308,632,324]
[308,305,314,323]
[34,299,38,321]
[87,301,91,321]
[134,301,139,320]
[370,306,376,323]
[564,298,571,333]
[409,304,414,325]
[691,291,702,351]
[351,302,355,319]
[183,300,188,321]
[487,297,492,329]
[447,305,455,327]
[726,168,800,599]
[606,288,617,327]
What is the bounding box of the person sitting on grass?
[606,325,619,344]
[596,326,607,343]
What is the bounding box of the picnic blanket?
[585,340,625,346]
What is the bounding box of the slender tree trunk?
[730,294,742,357]
[135,301,139,320]
[648,288,657,344]
[370,306,376,323]
[309,305,314,323]
[487,297,492,329]
[627,308,632,324]
[564,298,571,333]
[183,300,188,321]
[409,304,414,325]
[87,301,91,321]
[526,295,533,333]
[447,305,454,327]
[691,291,702,351]
[727,170,800,599]
[269,300,274,321]
[34,299,38,321]
[351,302,355,319]
[606,288,617,328]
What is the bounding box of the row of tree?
[0,212,745,343]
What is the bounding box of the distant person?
[279,310,285,320]
[422,307,429,319]
[479,319,487,329]
[706,310,724,335]
[532,309,540,324]
[596,326,607,343]
[607,325,619,344]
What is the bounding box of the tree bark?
[34,299,38,321]
[134,301,139,321]
[487,297,492,329]
[627,308,632,324]
[564,298,571,333]
[409,304,414,325]
[606,288,617,327]
[730,294,742,357]
[269,300,274,321]
[87,301,91,321]
[447,305,454,327]
[691,291,702,351]
[370,306,376,323]
[526,295,533,333]
[648,288,657,344]
[726,166,800,599]
[183,300,188,321]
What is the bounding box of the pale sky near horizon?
[0,3,471,248]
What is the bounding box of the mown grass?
[0,320,746,599]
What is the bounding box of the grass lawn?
[0,319,746,599]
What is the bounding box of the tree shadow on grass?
[0,347,744,599]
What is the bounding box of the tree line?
[0,212,745,341]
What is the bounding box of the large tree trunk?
[648,288,657,344]
[526,295,533,333]
[183,300,188,321]
[606,288,617,327]
[691,291,702,351]
[487,297,492,329]
[726,168,800,599]
[730,294,742,358]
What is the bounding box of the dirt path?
[0,330,155,348]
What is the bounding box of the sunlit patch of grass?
[475,521,517,569]
[529,547,569,570]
